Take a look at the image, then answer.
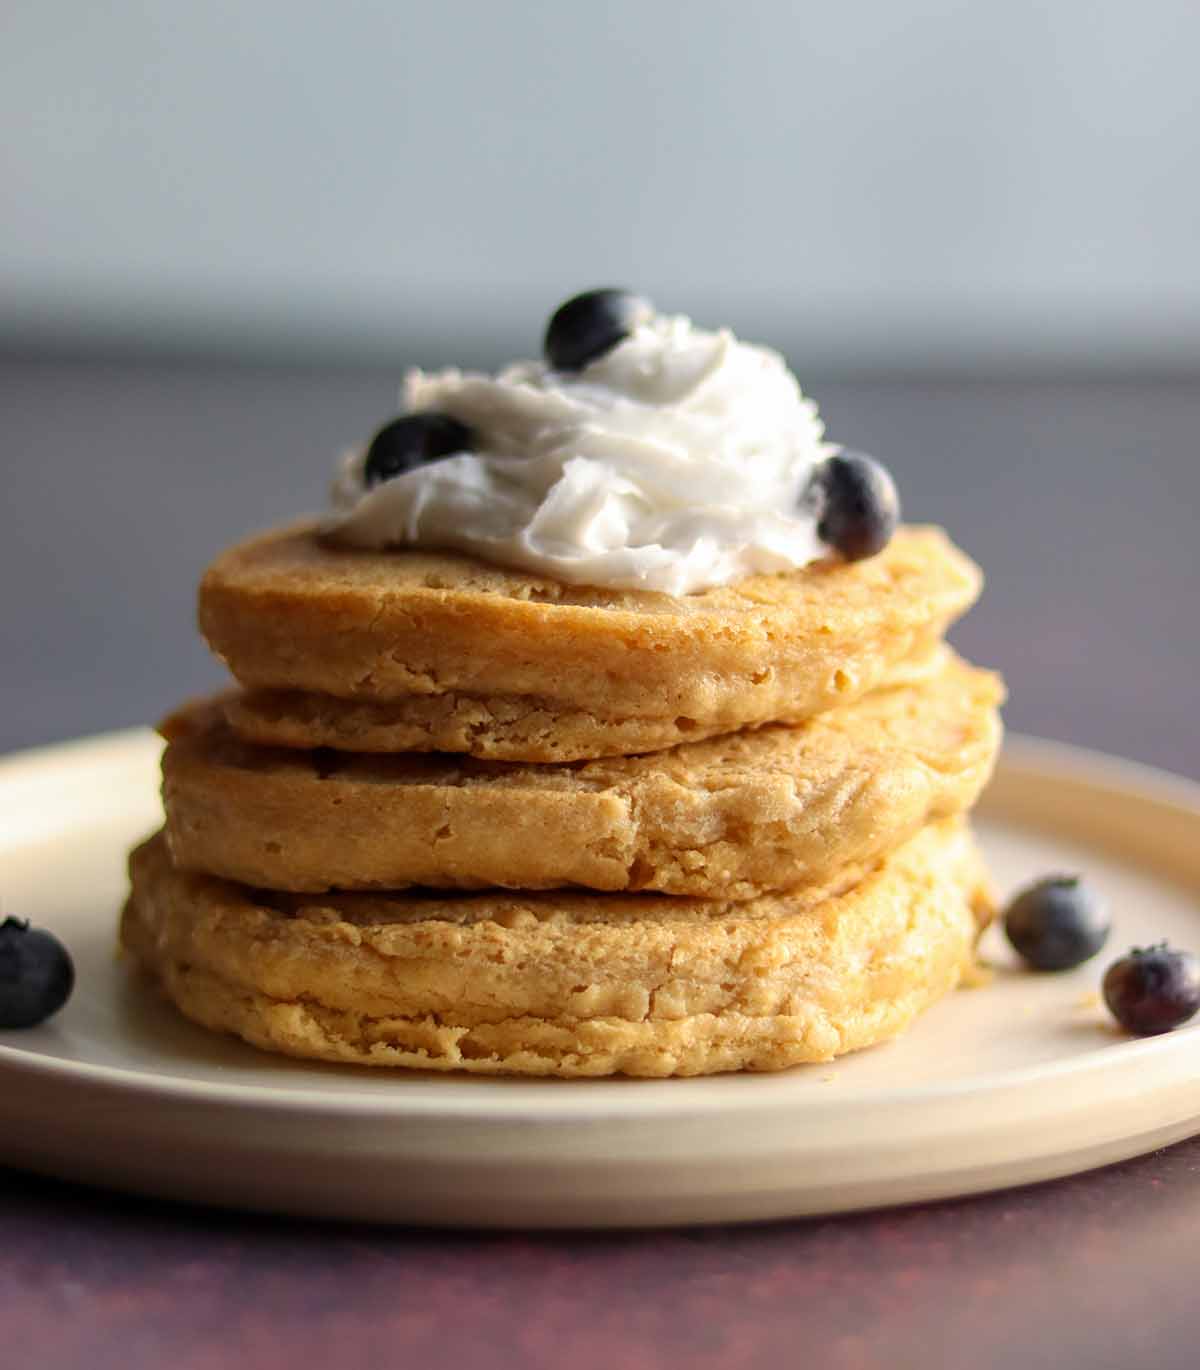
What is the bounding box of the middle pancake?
[161,653,1002,899]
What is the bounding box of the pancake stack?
[123,521,1003,1077]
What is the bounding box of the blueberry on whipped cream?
[543,288,655,372]
[804,451,900,563]
[364,413,474,487]
[325,294,902,594]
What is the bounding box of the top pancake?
[199,522,982,761]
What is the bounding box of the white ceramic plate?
[1,729,1199,1228]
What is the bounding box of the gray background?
[4,1,1200,368]
[2,1,1198,775]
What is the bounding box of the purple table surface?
[2,359,1199,1369]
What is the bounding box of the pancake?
[161,655,1003,898]
[199,522,981,761]
[121,818,993,1078]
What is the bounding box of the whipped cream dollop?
[325,312,836,595]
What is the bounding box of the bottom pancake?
[122,818,993,1079]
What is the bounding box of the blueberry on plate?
[1102,943,1200,1036]
[0,917,74,1029]
[363,412,473,488]
[1003,875,1110,971]
[806,451,900,562]
[543,288,654,372]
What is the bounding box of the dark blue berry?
[0,917,74,1029]
[1102,944,1200,1036]
[807,451,900,562]
[543,288,653,372]
[363,412,473,487]
[1003,875,1110,971]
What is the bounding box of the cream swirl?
[325,312,835,594]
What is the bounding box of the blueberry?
[543,288,653,372]
[1003,875,1110,971]
[806,451,900,562]
[363,412,473,487]
[0,917,74,1029]
[1102,944,1200,1036]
